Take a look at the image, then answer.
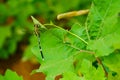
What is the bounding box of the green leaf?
[31,45,43,62]
[86,0,120,57]
[8,39,17,54]
[75,52,95,74]
[0,69,23,80]
[103,52,120,80]
[107,33,120,49]
[39,57,74,80]
[67,23,88,49]
[86,0,120,39]
[79,59,106,80]
[87,39,113,57]
[87,32,120,57]
[0,26,11,48]
[0,75,4,80]
[98,0,120,36]
[32,28,77,80]
[39,28,77,61]
[107,72,120,80]
[23,36,38,61]
[0,49,9,59]
[30,1,120,80]
[60,71,82,80]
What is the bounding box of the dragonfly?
[31,16,47,60]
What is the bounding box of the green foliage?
[39,57,74,80]
[32,27,77,79]
[80,59,106,80]
[60,71,82,80]
[31,0,120,80]
[86,0,120,39]
[0,69,23,80]
[103,52,120,80]
[0,0,90,59]
[68,23,88,49]
[0,26,11,49]
[0,0,119,80]
[22,35,37,60]
[0,26,11,48]
[87,0,120,57]
[0,25,23,59]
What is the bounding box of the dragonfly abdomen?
[37,35,44,60]
[34,24,44,60]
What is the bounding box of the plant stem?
[85,22,91,41]
[84,8,91,41]
[79,50,95,54]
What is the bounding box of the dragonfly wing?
[31,16,47,30]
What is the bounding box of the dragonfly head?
[34,24,40,28]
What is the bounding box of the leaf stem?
[85,22,91,41]
[65,42,94,55]
[96,57,108,77]
[84,7,91,41]
[79,50,95,54]
[44,24,88,45]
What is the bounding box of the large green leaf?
[86,0,120,57]
[30,1,120,79]
[41,28,72,61]
[87,0,120,38]
[32,28,77,80]
[87,32,120,57]
[31,17,89,80]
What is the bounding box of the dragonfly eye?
[34,24,40,28]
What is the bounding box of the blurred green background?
[0,0,91,60]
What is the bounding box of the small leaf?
[87,32,120,57]
[103,53,120,80]
[79,59,106,80]
[36,57,74,80]
[60,71,82,80]
[0,26,11,48]
[0,69,23,80]
[87,39,114,57]
[86,0,120,39]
